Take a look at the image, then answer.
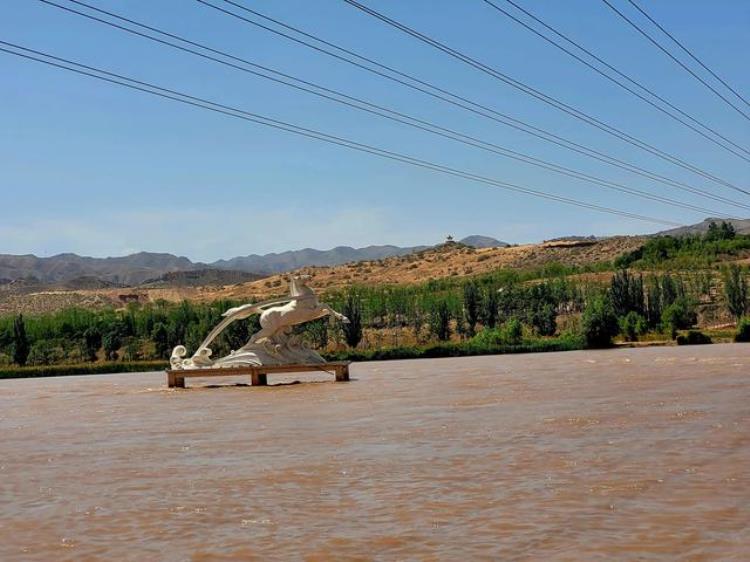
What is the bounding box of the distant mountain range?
[6,218,749,288]
[657,217,750,237]
[211,244,430,274]
[0,235,508,286]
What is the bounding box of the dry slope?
[0,237,644,315]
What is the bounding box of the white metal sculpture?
[170,275,349,370]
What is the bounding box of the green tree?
[582,295,619,348]
[102,329,121,361]
[661,297,696,339]
[123,337,142,362]
[706,220,735,242]
[341,291,363,348]
[660,274,678,308]
[502,318,523,345]
[735,317,750,342]
[462,281,480,337]
[646,277,663,328]
[480,287,499,329]
[12,314,30,367]
[305,317,329,349]
[720,221,736,240]
[705,221,721,242]
[722,265,748,321]
[530,303,557,336]
[82,326,101,362]
[429,300,452,342]
[619,311,647,342]
[610,269,644,317]
[151,322,169,359]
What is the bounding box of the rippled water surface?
[1,344,748,560]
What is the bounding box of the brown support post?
[175,376,185,389]
[251,371,268,386]
[167,371,176,388]
[335,364,350,382]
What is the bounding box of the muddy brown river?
[1,344,748,561]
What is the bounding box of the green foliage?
[661,297,697,339]
[1,248,737,370]
[325,334,584,363]
[341,291,363,348]
[706,220,735,242]
[610,269,645,317]
[530,303,557,336]
[618,311,647,342]
[0,361,168,379]
[151,322,170,359]
[28,339,63,366]
[462,281,481,336]
[102,329,121,361]
[735,317,750,342]
[480,286,499,329]
[722,264,748,321]
[615,224,750,269]
[304,317,329,349]
[582,295,619,348]
[676,330,712,345]
[83,326,101,362]
[472,318,524,347]
[12,314,30,367]
[429,300,452,341]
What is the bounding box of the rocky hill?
[0,236,645,315]
[0,235,504,285]
[657,217,750,237]
[0,252,195,286]
[212,244,428,274]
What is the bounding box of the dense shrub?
[0,361,168,379]
[462,281,480,336]
[325,335,584,363]
[610,269,645,317]
[661,297,697,339]
[735,317,750,342]
[429,300,452,342]
[341,291,363,348]
[619,311,647,342]
[472,318,524,347]
[615,225,750,269]
[12,314,30,367]
[530,304,557,336]
[722,265,748,321]
[676,331,712,345]
[582,295,619,348]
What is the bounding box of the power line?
[0,40,683,227]
[341,0,750,196]
[481,0,750,161]
[625,0,750,109]
[601,0,750,122]
[36,0,742,217]
[194,0,750,205]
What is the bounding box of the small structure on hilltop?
[167,275,350,388]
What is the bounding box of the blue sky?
[2,0,749,261]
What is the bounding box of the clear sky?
[2,0,749,261]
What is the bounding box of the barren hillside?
[0,237,645,315]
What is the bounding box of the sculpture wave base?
[170,339,326,370]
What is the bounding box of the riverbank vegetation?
[0,224,747,376]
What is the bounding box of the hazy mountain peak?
[459,235,509,248]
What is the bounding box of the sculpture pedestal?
[166,362,350,389]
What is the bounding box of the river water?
[1,344,748,561]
